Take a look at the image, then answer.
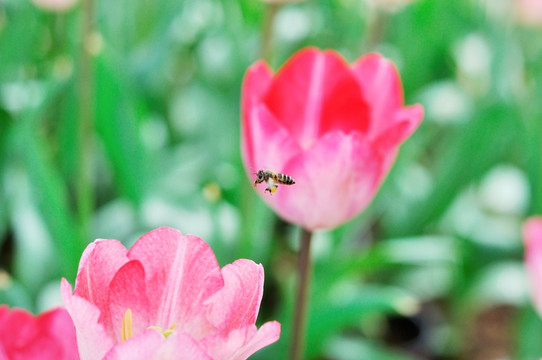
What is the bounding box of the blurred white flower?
[261,0,306,4]
[365,0,416,12]
[31,0,78,12]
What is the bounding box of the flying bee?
[253,169,295,195]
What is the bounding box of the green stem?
[362,6,388,52]
[260,2,280,61]
[76,0,95,240]
[290,228,313,360]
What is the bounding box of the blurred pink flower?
[515,0,542,26]
[31,0,78,12]
[0,305,79,359]
[61,227,280,360]
[241,47,423,230]
[523,216,542,315]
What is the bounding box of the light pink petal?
[151,332,213,360]
[74,239,130,335]
[108,260,152,342]
[242,104,302,174]
[523,216,542,315]
[62,279,114,360]
[0,306,79,360]
[127,227,224,338]
[263,47,370,148]
[241,61,275,169]
[206,260,264,331]
[202,322,281,360]
[105,330,212,360]
[103,330,165,360]
[259,130,383,230]
[351,53,405,139]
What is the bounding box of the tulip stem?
[77,0,95,241]
[290,228,312,360]
[363,6,388,52]
[260,2,280,61]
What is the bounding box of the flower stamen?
[121,309,133,342]
[148,322,177,338]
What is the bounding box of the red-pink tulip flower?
[523,216,542,315]
[242,47,423,230]
[61,227,280,360]
[0,305,79,359]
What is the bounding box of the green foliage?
[0,0,541,358]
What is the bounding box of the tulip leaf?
[326,336,418,360]
[391,103,520,236]
[515,305,542,359]
[94,54,150,204]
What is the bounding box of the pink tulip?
[61,227,280,360]
[0,305,79,359]
[523,216,542,315]
[241,47,423,230]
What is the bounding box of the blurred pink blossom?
[61,227,280,360]
[241,47,423,230]
[515,0,542,26]
[31,0,78,12]
[0,305,79,359]
[523,216,542,315]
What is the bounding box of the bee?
[253,169,295,195]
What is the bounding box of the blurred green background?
[1,0,542,358]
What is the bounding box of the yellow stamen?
[148,322,177,338]
[121,309,133,342]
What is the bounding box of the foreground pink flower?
[242,47,423,230]
[523,216,542,315]
[0,305,79,359]
[61,227,280,360]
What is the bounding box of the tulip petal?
[74,239,130,333]
[0,343,7,359]
[263,48,370,148]
[127,227,224,338]
[0,306,79,360]
[104,330,212,360]
[62,279,115,360]
[103,330,164,360]
[242,61,275,170]
[372,104,424,170]
[108,260,152,342]
[202,322,281,360]
[206,260,264,331]
[264,130,383,229]
[524,216,542,315]
[243,104,302,173]
[351,53,405,138]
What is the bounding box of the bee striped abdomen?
[273,172,295,185]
